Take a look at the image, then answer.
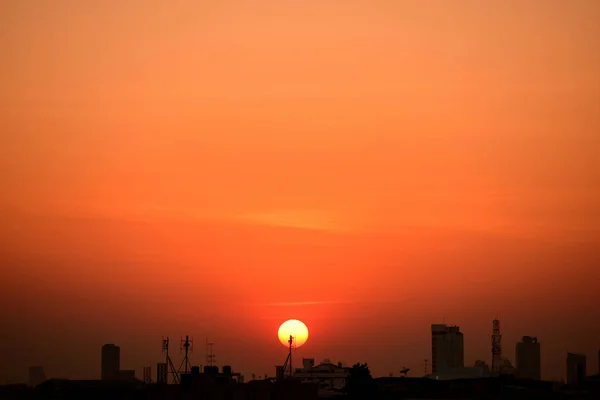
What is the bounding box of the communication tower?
[491,319,502,374]
[206,338,216,367]
[178,335,194,375]
[162,337,180,384]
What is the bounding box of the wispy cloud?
[242,300,355,308]
[266,300,354,307]
[232,209,353,232]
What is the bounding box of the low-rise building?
[293,358,350,390]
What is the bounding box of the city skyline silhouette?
[1,0,599,395]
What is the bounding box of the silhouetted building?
[425,360,491,380]
[143,366,152,384]
[516,336,541,380]
[156,363,167,384]
[179,364,243,389]
[472,360,491,376]
[376,376,558,399]
[499,358,517,376]
[28,366,46,387]
[431,324,464,373]
[101,344,120,381]
[293,358,350,391]
[36,379,141,399]
[119,370,135,381]
[177,377,316,400]
[566,352,586,386]
[473,360,490,370]
[275,365,285,380]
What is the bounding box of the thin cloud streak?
[266,301,354,307]
[241,300,357,308]
[249,297,417,308]
[232,210,354,233]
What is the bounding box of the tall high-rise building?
[101,344,120,381]
[515,336,541,380]
[28,366,46,387]
[431,324,464,373]
[566,353,586,386]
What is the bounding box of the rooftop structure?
[293,358,350,391]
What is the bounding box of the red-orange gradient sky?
[1,0,599,383]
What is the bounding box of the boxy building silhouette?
[101,344,120,381]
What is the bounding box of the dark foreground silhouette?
[2,364,599,399]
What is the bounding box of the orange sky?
[1,0,599,383]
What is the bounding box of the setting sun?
[278,319,309,348]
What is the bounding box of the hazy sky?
[1,0,599,383]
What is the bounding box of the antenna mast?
[280,335,295,378]
[162,337,180,384]
[178,335,194,375]
[289,335,293,377]
[206,338,216,367]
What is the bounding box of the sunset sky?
[1,0,599,383]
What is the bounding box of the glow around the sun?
[278,319,309,348]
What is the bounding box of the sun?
[278,319,309,348]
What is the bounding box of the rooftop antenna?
[162,336,180,384]
[206,338,216,367]
[178,335,194,375]
[289,335,294,377]
[280,335,295,378]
